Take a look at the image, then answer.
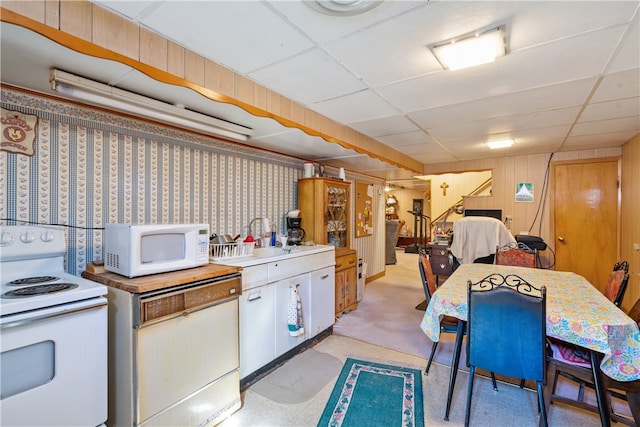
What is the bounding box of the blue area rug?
[317,358,424,427]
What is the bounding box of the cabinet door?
[309,266,335,336]
[335,270,346,315]
[344,267,358,310]
[274,274,310,357]
[324,182,349,249]
[239,285,276,379]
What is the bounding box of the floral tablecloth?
[420,263,640,382]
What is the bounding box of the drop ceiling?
[1,1,639,190]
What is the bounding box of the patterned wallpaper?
[1,87,306,275]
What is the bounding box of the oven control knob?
[20,231,36,243]
[41,231,55,242]
[1,231,15,247]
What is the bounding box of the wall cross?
[440,181,449,196]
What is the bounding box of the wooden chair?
[465,273,548,427]
[419,250,474,421]
[604,260,630,307]
[547,297,640,426]
[418,251,463,375]
[494,242,538,268]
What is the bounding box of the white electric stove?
[0,224,108,426]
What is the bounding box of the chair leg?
[589,349,612,427]
[626,390,640,426]
[519,378,526,389]
[537,381,548,427]
[445,321,465,421]
[491,372,498,391]
[425,341,439,375]
[465,366,476,427]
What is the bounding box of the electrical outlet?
[505,215,513,221]
[634,242,640,251]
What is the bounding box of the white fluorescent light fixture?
[430,26,506,71]
[49,69,253,142]
[486,139,514,149]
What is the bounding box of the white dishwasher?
[98,271,242,427]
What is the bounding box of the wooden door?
[553,160,619,292]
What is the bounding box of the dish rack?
[210,242,254,260]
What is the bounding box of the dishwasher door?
[136,298,239,425]
[133,275,241,426]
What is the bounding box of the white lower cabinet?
[274,274,311,357]
[232,246,336,381]
[238,283,275,379]
[309,266,336,337]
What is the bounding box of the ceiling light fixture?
[430,25,506,71]
[49,69,253,142]
[486,139,514,149]
[305,0,383,16]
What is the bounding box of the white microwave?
[104,223,210,278]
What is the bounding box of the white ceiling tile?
[135,2,313,74]
[591,69,640,103]
[571,117,640,136]
[248,48,367,104]
[408,79,597,128]
[580,97,640,123]
[507,1,639,50]
[349,115,420,137]
[563,130,639,150]
[377,131,436,147]
[309,90,398,124]
[607,15,640,73]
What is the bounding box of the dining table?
[420,263,640,427]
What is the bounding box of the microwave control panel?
[198,228,210,262]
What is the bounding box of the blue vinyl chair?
[465,273,548,427]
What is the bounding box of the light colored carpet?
[251,349,342,404]
[333,248,461,364]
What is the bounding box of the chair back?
[495,243,537,268]
[627,298,640,325]
[467,274,546,381]
[418,252,438,303]
[604,261,630,307]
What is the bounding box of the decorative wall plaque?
[1,108,37,156]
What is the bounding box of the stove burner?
[8,276,60,286]
[1,283,79,298]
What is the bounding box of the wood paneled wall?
[621,134,640,311]
[425,148,637,278]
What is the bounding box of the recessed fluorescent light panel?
[486,139,514,149]
[430,25,506,71]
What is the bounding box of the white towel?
[450,217,516,264]
[287,286,305,337]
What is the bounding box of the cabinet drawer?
[335,253,357,272]
[430,246,449,257]
[430,257,453,275]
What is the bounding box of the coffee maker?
[287,217,305,246]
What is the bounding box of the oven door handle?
[1,300,107,329]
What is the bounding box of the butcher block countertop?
[82,261,241,293]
